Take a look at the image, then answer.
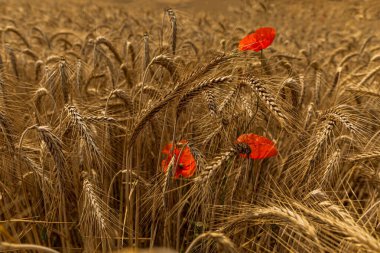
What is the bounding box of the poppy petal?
[179,162,196,178]
[177,147,196,178]
[161,158,169,172]
[250,143,277,159]
[236,133,277,159]
[238,27,276,52]
[162,143,173,154]
[239,33,257,51]
[178,140,189,145]
[161,140,197,179]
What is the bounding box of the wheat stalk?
[358,66,380,86]
[346,86,380,98]
[314,69,321,106]
[349,150,380,161]
[0,242,59,253]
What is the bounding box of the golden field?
[0,0,380,252]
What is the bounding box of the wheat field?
[0,0,380,252]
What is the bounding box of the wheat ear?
[146,54,179,81]
[166,8,177,55]
[185,232,238,253]
[243,77,288,126]
[4,26,31,48]
[176,76,232,117]
[59,58,70,104]
[95,36,123,64]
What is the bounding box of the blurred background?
[70,0,234,14]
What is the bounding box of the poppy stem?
[259,50,272,75]
[171,120,178,153]
[252,159,260,194]
[241,95,260,134]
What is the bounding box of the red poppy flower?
[239,27,276,52]
[161,140,196,179]
[236,133,277,159]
